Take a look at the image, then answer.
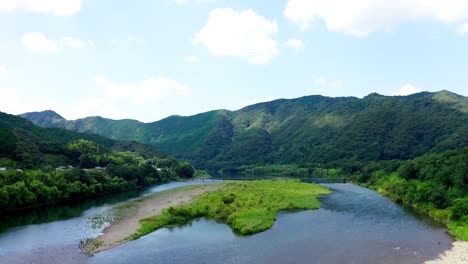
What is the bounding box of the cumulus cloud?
[0,87,58,115]
[0,65,8,76]
[60,38,94,48]
[63,76,190,120]
[94,76,191,105]
[194,8,279,64]
[392,83,423,96]
[22,32,93,52]
[21,32,58,53]
[284,0,468,36]
[284,38,305,52]
[0,0,82,16]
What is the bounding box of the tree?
[174,162,195,178]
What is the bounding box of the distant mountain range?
[20,91,468,170]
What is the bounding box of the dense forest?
[342,148,468,239]
[0,112,194,211]
[21,91,468,172]
[15,91,468,239]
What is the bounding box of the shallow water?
[1,183,453,264]
[90,184,452,264]
[0,181,217,264]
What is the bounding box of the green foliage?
[173,162,195,179]
[20,91,468,172]
[346,148,468,240]
[0,113,196,211]
[131,180,331,238]
[13,92,468,240]
[193,170,211,178]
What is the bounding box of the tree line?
[0,139,194,211]
[342,147,467,239]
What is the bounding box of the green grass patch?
[193,170,212,178]
[131,180,331,239]
[448,220,468,241]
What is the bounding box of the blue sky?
[1,0,468,122]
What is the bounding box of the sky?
[1,0,468,122]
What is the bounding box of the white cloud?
[22,33,94,52]
[392,83,423,96]
[60,38,93,48]
[284,0,468,36]
[0,0,82,16]
[314,77,343,88]
[94,77,191,105]
[457,22,468,35]
[194,8,279,64]
[0,65,8,76]
[184,55,198,63]
[22,32,58,53]
[284,38,305,52]
[0,76,191,121]
[0,87,58,115]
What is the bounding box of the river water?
[0,182,453,264]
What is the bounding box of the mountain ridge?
[19,91,468,170]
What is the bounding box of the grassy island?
[131,180,331,239]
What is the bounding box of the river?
[0,182,453,264]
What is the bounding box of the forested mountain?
[21,91,468,171]
[0,112,194,211]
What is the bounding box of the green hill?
[20,91,468,171]
[0,112,194,211]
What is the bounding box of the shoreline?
[82,181,466,263]
[425,241,468,264]
[82,184,222,255]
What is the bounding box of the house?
[0,167,8,171]
[56,165,74,171]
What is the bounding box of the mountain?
[20,91,468,171]
[0,111,194,211]
[0,111,174,168]
[18,110,66,127]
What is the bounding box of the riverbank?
[83,184,222,255]
[425,241,468,264]
[84,180,331,255]
[131,180,331,238]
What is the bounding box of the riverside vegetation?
[127,180,331,238]
[231,149,468,240]
[0,112,194,211]
[343,148,468,240]
[5,91,468,240]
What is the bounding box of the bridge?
[193,177,346,184]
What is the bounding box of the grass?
[448,221,468,241]
[130,180,331,239]
[193,169,212,178]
